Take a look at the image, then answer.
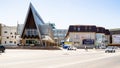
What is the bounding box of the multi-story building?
[95,27,110,48]
[109,28,120,44]
[65,25,110,49]
[105,29,110,46]
[1,25,20,46]
[21,3,55,47]
[53,29,68,45]
[66,25,96,48]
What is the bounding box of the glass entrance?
[26,40,36,44]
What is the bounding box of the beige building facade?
[65,25,110,48]
[1,25,20,46]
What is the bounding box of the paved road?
[58,53,120,68]
[0,49,120,68]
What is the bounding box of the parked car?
[0,45,5,53]
[62,45,77,50]
[105,47,115,53]
[67,46,77,50]
[62,45,70,49]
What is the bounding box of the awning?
[108,44,120,46]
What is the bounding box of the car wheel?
[2,50,5,53]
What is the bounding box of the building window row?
[25,29,38,36]
[69,26,98,32]
[4,31,17,35]
[74,26,92,31]
[6,36,16,39]
[53,30,67,34]
[4,41,16,44]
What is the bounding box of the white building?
[1,25,21,46]
[110,28,120,44]
[65,25,110,49]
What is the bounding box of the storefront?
[68,32,96,47]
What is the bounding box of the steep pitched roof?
[21,3,45,40]
[30,3,45,25]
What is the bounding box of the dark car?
[0,45,5,53]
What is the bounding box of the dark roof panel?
[96,27,105,33]
[105,29,110,35]
[68,25,96,32]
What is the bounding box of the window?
[11,36,13,38]
[26,29,38,36]
[97,29,99,32]
[59,31,62,33]
[26,29,32,35]
[7,37,9,39]
[85,26,87,30]
[78,27,80,31]
[74,27,76,30]
[89,27,91,30]
[5,41,6,44]
[10,41,13,43]
[34,30,38,35]
[15,32,17,35]
[26,40,29,44]
[4,31,7,33]
[14,41,16,44]
[26,40,35,44]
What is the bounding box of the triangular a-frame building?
[21,3,55,46]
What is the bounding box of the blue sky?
[0,0,120,29]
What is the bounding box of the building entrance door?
[26,40,36,45]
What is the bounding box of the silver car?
[105,47,115,53]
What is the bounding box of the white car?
[67,46,77,50]
[105,47,115,53]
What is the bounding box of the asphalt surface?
[0,49,120,68]
[58,52,120,68]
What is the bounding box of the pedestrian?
[85,46,88,51]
